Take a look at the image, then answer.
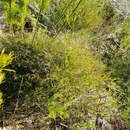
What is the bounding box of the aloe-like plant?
[0,49,14,104]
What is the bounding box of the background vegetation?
[0,0,129,129]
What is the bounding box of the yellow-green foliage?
[1,32,118,127]
[0,49,13,104]
[31,0,51,13]
[50,0,106,30]
[19,0,30,26]
[31,32,118,120]
[120,19,130,51]
[1,0,29,30]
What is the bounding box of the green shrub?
[0,33,118,128]
[0,0,29,30]
[49,0,105,30]
[105,19,130,125]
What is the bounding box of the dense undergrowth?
[0,33,117,129]
[0,0,129,129]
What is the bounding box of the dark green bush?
[0,36,49,108]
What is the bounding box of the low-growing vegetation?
[0,0,129,129]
